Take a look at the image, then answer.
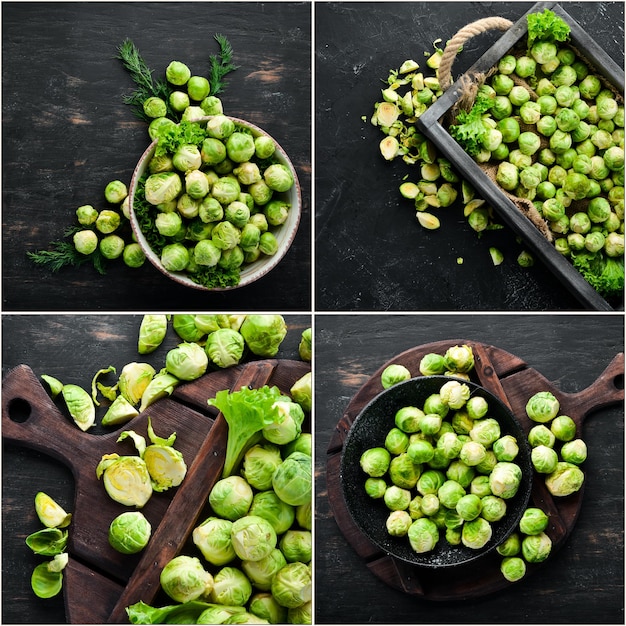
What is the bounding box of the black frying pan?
[340,375,533,568]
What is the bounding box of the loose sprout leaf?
[91,365,117,406]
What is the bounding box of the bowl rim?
[339,375,533,569]
[128,115,302,291]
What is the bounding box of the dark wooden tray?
[416,2,624,311]
[326,340,624,600]
[2,358,310,623]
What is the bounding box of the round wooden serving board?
[326,340,624,601]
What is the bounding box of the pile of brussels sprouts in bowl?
[129,115,301,291]
[340,375,533,568]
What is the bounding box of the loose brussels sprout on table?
[108,511,152,554]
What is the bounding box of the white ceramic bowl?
[128,116,301,291]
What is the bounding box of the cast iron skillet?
[340,375,533,568]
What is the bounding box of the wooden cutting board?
[2,358,310,623]
[326,340,624,600]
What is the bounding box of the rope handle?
[438,17,513,91]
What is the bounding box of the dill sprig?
[209,34,239,95]
[116,39,173,121]
[27,227,109,275]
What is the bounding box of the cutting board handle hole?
[7,397,31,423]
[614,373,624,391]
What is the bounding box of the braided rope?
[438,17,514,90]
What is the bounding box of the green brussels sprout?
[169,90,190,113]
[386,510,413,537]
[569,212,592,235]
[488,462,522,499]
[526,391,560,423]
[207,114,236,140]
[407,439,434,464]
[385,428,409,455]
[25,528,68,556]
[145,171,184,206]
[139,369,179,412]
[98,234,125,259]
[108,511,151,554]
[230,515,277,563]
[209,476,254,521]
[384,485,412,511]
[226,132,256,163]
[605,232,625,257]
[561,439,587,465]
[201,137,227,166]
[481,495,507,522]
[521,532,552,563]
[360,447,391,477]
[437,479,466,509]
[551,415,577,441]
[437,431,463,460]
[186,75,210,101]
[298,328,312,362]
[271,562,311,609]
[240,315,287,357]
[531,445,559,474]
[493,435,519,462]
[289,372,312,415]
[498,54,517,74]
[272,452,311,507]
[262,400,304,446]
[418,353,447,376]
[116,362,155,406]
[519,507,549,536]
[212,177,242,206]
[492,73,514,95]
[233,162,262,186]
[389,453,421,489]
[469,418,501,448]
[155,211,183,237]
[415,469,444,495]
[381,363,411,389]
[518,131,541,156]
[185,170,210,199]
[242,549,287,592]
[459,441,487,467]
[465,396,488,421]
[418,413,443,435]
[604,145,625,171]
[249,593,288,624]
[500,556,526,582]
[545,462,585,496]
[497,532,521,557]
[455,494,482,521]
[364,477,387,499]
[248,180,274,206]
[104,179,128,205]
[165,60,191,85]
[76,204,98,225]
[73,229,98,255]
[194,239,222,267]
[192,517,236,566]
[420,493,440,516]
[264,163,294,192]
[496,161,519,191]
[496,117,521,144]
[211,221,241,251]
[407,517,439,553]
[542,198,565,222]
[205,328,245,369]
[423,393,449,419]
[160,555,213,603]
[255,135,276,160]
[439,380,470,410]
[248,490,295,535]
[279,530,312,563]
[166,341,208,381]
[395,406,424,433]
[476,450,498,476]
[258,231,279,256]
[283,432,312,458]
[443,344,475,373]
[34,492,71,529]
[161,243,190,272]
[462,517,492,549]
[446,460,475,489]
[200,95,223,115]
[224,611,270,624]
[241,444,282,491]
[209,566,252,607]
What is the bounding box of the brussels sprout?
[437,431,463,460]
[230,515,277,563]
[419,353,447,376]
[145,171,183,205]
[438,380,470,410]
[446,460,475,489]
[161,243,190,272]
[408,517,439,553]
[459,441,487,467]
[296,501,311,531]
[263,164,294,192]
[488,462,522,499]
[271,562,312,609]
[192,517,236,566]
[249,491,295,536]
[165,60,191,85]
[192,239,221,267]
[418,413,443,435]
[290,371,312,413]
[249,592,288,624]
[365,477,387,499]
[139,369,179,411]
[481,495,507,522]
[551,415,577,441]
[526,391,560,423]
[241,444,283,491]
[226,132,256,164]
[561,439,587,465]
[25,527,68,557]
[360,447,390,477]
[203,328,244,369]
[383,485,412,511]
[461,517,493,550]
[385,428,410,455]
[501,556,526,582]
[108,511,151,554]
[605,232,625,257]
[519,507,549,536]
[75,204,98,226]
[60,383,96,431]
[469,418,501,448]
[496,532,521,557]
[395,406,424,433]
[34,492,71,529]
[531,445,559,474]
[407,439,434,464]
[73,230,98,255]
[435,479,465,510]
[272,452,311,506]
[242,549,287,592]
[96,453,153,507]
[166,342,208,381]
[101,395,139,427]
[279,530,312,563]
[136,314,168,355]
[521,532,552,563]
[262,400,304,445]
[545,462,585,496]
[381,363,411,389]
[240,315,287,357]
[117,362,156,407]
[385,510,413,537]
[420,493,440,516]
[155,211,183,237]
[389,453,421,489]
[443,344,475,373]
[463,397,486,421]
[492,435,519,462]
[160,555,213,604]
[144,434,187,493]
[454,493,482,521]
[209,476,254,521]
[298,328,312,362]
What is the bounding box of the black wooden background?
[315,2,624,311]
[315,313,624,623]
[2,2,311,311]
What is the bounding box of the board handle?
[2,364,97,470]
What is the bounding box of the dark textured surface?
[2,2,311,311]
[315,2,624,311]
[1,314,310,624]
[315,314,624,623]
